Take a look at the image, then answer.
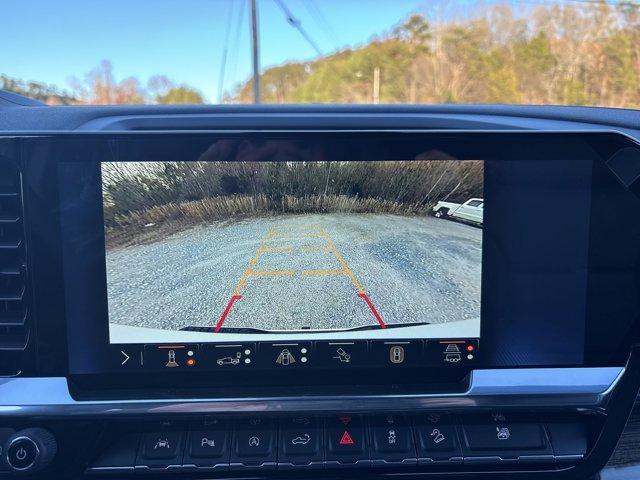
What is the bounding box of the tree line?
[5,2,638,108]
[230,3,640,108]
[1,60,204,105]
[102,160,483,246]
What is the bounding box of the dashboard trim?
[0,367,623,417]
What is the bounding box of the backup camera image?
[103,160,483,343]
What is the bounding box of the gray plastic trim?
[0,367,623,418]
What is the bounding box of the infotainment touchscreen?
[45,131,640,379]
[102,160,483,344]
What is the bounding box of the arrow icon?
[121,350,130,365]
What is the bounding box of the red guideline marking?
[357,293,386,329]
[214,295,242,332]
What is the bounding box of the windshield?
[2,0,639,107]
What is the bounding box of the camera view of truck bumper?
[433,198,483,226]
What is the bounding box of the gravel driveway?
[106,214,482,335]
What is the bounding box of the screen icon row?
[113,339,479,372]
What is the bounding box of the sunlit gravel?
[106,214,482,332]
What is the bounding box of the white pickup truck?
[432,198,483,226]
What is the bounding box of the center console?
[0,129,639,479]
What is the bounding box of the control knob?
[5,428,56,474]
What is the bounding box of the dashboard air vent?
[0,160,28,375]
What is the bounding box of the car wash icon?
[165,350,179,368]
[276,349,296,366]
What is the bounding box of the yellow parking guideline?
[302,269,344,276]
[262,245,295,253]
[232,224,366,296]
[252,270,296,276]
[319,228,365,294]
[233,226,279,295]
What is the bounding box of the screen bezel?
[10,130,640,393]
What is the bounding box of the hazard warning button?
[326,415,368,466]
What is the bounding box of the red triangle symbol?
[339,430,355,445]
[339,416,351,426]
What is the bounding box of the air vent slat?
[0,326,29,350]
[0,160,28,374]
[0,267,21,275]
[0,241,22,249]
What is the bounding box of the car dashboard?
[0,101,639,480]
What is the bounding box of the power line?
[217,0,236,103]
[302,0,340,45]
[226,0,247,101]
[272,0,323,56]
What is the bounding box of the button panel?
[460,413,555,464]
[112,338,480,371]
[279,417,323,469]
[183,419,230,470]
[230,418,276,469]
[86,414,587,474]
[371,414,417,466]
[325,414,369,467]
[415,414,463,463]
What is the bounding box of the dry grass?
[105,194,431,249]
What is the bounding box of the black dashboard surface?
[0,103,638,135]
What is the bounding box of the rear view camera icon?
[443,343,461,363]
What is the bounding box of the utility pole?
[372,67,380,104]
[250,0,260,104]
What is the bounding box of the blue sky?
[2,0,435,102]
